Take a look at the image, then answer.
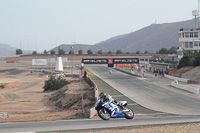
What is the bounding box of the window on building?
[185,32,190,38]
[190,33,194,38]
[185,42,189,48]
[194,32,198,38]
[189,42,193,48]
[194,42,199,47]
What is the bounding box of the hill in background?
[51,18,195,54]
[0,44,18,57]
[88,19,195,53]
[0,18,196,57]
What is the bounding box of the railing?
[84,71,98,118]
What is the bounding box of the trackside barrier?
[171,81,200,94]
[164,74,191,83]
[84,71,98,118]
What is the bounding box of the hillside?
[0,44,17,57]
[1,18,196,57]
[49,44,91,54]
[52,18,195,54]
[88,19,195,53]
[181,66,200,83]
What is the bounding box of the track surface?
[86,65,200,115]
[1,116,200,133]
[1,65,200,133]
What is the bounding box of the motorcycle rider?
[99,92,119,116]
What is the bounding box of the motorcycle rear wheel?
[98,108,111,120]
[124,107,134,119]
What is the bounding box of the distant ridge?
[49,44,91,54]
[1,18,197,57]
[88,18,195,53]
[0,44,17,57]
[51,18,195,53]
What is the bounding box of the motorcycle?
[95,99,134,120]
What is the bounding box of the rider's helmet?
[99,92,105,99]
[99,92,109,102]
[99,92,107,100]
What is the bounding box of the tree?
[69,50,74,55]
[44,50,48,54]
[108,51,112,55]
[168,46,178,54]
[144,50,149,54]
[16,49,23,55]
[159,48,168,54]
[193,54,200,67]
[177,55,194,69]
[32,51,37,55]
[97,50,103,55]
[126,52,129,55]
[59,49,65,55]
[50,50,56,55]
[78,49,83,55]
[136,51,140,54]
[116,49,122,54]
[87,50,93,55]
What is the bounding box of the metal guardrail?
[84,71,98,118]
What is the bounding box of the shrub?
[0,85,5,88]
[43,76,69,92]
[177,55,194,69]
[193,54,200,67]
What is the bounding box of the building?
[178,28,200,59]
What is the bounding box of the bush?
[0,85,5,88]
[193,54,200,67]
[177,55,194,69]
[43,76,69,92]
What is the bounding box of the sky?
[0,0,198,52]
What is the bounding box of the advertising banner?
[82,59,108,64]
[113,58,139,64]
[32,59,47,66]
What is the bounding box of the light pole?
[71,46,73,74]
[80,63,84,113]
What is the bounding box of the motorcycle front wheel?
[123,107,134,119]
[97,108,111,120]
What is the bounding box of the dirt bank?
[0,69,95,122]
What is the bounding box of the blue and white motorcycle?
[95,99,134,120]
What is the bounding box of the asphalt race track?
[1,65,200,133]
[1,116,200,133]
[86,65,200,115]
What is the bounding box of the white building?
[178,28,200,59]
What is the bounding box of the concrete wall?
[171,81,200,94]
[165,74,191,83]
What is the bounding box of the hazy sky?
[0,0,198,52]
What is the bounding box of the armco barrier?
[164,74,191,83]
[84,71,98,118]
[171,81,200,94]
